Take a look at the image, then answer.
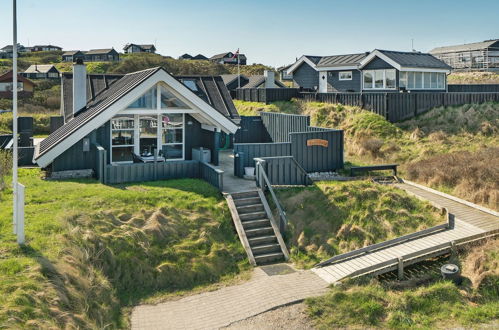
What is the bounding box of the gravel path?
[224,303,315,330]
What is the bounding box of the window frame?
[110,83,189,164]
[338,71,353,81]
[399,71,446,90]
[362,69,397,90]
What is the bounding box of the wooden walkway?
[313,181,499,284]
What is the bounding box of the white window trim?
[399,71,446,90]
[338,71,352,81]
[362,69,397,90]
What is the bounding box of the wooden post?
[450,240,456,256]
[447,212,455,229]
[397,256,404,280]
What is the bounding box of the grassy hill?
[235,100,499,210]
[0,169,248,328]
[276,181,444,268]
[448,72,499,84]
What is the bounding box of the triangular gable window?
[160,85,190,109]
[127,85,157,109]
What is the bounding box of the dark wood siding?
[363,56,395,70]
[292,62,318,89]
[327,69,362,92]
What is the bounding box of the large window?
[160,114,184,160]
[127,86,157,109]
[363,69,396,89]
[111,115,135,162]
[399,72,446,90]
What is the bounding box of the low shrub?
[0,150,12,190]
[404,147,499,210]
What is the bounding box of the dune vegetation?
[275,181,444,268]
[0,169,248,329]
[306,238,499,329]
[235,100,499,210]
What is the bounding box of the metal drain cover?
[260,264,296,276]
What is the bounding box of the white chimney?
[73,59,87,115]
[264,70,275,88]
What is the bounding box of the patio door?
[138,115,158,156]
[319,71,328,93]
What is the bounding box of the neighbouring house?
[221,71,286,92]
[29,45,63,52]
[430,39,499,72]
[22,64,60,80]
[192,54,208,60]
[62,50,85,62]
[287,50,451,92]
[277,64,293,81]
[0,70,35,99]
[34,60,239,178]
[0,43,27,58]
[286,55,323,90]
[84,48,120,62]
[178,53,193,60]
[62,49,119,62]
[123,43,156,54]
[210,52,247,65]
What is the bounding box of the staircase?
[226,190,289,266]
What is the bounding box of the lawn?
[275,181,444,268]
[306,238,499,329]
[0,169,248,329]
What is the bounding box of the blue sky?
[1,0,498,67]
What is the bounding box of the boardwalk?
[313,181,498,284]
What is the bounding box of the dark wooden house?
[123,43,156,54]
[210,52,247,65]
[22,64,60,80]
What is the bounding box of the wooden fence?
[236,88,300,103]
[254,156,311,186]
[301,92,499,122]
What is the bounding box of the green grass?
[275,181,444,268]
[306,239,499,329]
[235,100,499,209]
[0,169,248,329]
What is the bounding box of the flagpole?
[12,0,19,235]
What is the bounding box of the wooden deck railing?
[200,162,224,191]
[316,209,455,267]
[255,158,288,233]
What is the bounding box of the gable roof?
[242,76,286,89]
[37,68,159,164]
[192,54,208,60]
[210,52,232,60]
[31,44,62,50]
[286,55,323,74]
[85,48,117,55]
[61,73,124,121]
[124,43,156,51]
[24,64,60,74]
[62,72,239,122]
[430,39,499,54]
[37,68,239,167]
[0,70,35,85]
[359,49,452,71]
[179,53,193,59]
[317,53,368,69]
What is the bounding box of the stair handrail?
[254,158,288,233]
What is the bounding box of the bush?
[405,147,499,210]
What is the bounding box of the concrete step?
[237,204,264,214]
[245,226,274,238]
[231,191,259,200]
[240,211,267,221]
[234,197,261,207]
[251,243,282,255]
[242,219,270,229]
[254,252,285,265]
[248,235,278,246]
